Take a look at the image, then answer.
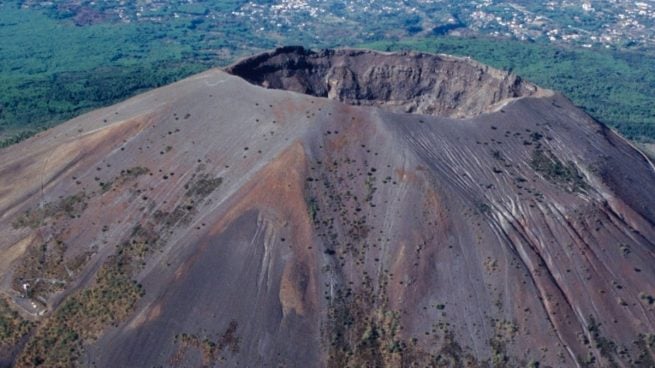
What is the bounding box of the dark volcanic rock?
[226,46,547,118]
[0,48,654,368]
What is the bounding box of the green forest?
[1,3,655,147]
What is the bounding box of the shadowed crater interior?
[226,46,546,118]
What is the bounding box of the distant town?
[20,0,655,49]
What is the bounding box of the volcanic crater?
[226,46,550,118]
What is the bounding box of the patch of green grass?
[530,148,588,193]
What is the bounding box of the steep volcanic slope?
[0,48,653,368]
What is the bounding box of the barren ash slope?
[0,46,654,368]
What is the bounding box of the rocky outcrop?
[227,46,549,118]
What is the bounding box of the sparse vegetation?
[170,321,240,366]
[100,166,151,193]
[620,244,632,257]
[633,333,655,367]
[477,202,492,214]
[16,258,144,367]
[0,297,33,348]
[583,316,619,367]
[325,276,411,367]
[639,292,655,306]
[184,173,223,199]
[12,240,77,299]
[14,218,160,366]
[530,148,588,193]
[117,224,161,274]
[12,193,88,229]
[307,196,319,223]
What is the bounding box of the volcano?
[0,47,654,368]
